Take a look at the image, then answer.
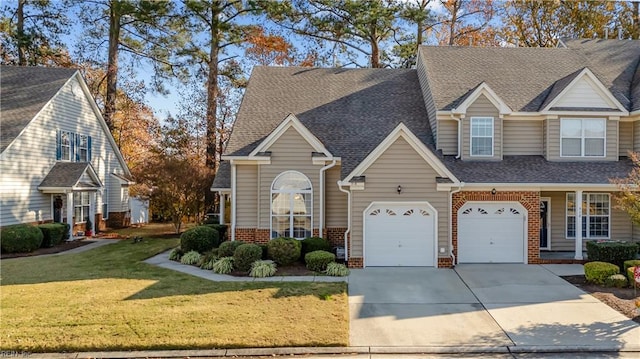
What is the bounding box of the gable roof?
[250,113,332,157]
[226,66,434,178]
[0,65,77,152]
[419,39,640,113]
[38,162,102,190]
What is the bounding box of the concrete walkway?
[349,264,640,350]
[1,238,118,260]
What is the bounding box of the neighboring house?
[211,39,640,268]
[0,66,133,238]
[130,196,149,225]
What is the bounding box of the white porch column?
[575,190,583,260]
[219,193,226,224]
[66,191,74,240]
[90,191,96,235]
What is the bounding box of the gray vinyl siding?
[350,137,449,258]
[619,122,633,157]
[543,120,548,157]
[416,52,437,140]
[633,120,640,152]
[437,120,458,155]
[258,127,322,229]
[461,94,501,161]
[541,191,632,251]
[503,120,543,155]
[0,76,128,226]
[325,165,347,228]
[108,181,129,213]
[546,118,617,161]
[235,164,258,227]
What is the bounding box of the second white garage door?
[364,202,436,267]
[458,202,526,263]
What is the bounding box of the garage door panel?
[365,203,435,267]
[458,203,526,263]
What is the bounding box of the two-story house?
[211,38,640,268]
[0,66,133,238]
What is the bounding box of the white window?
[102,188,109,220]
[78,135,88,161]
[561,119,605,157]
[74,192,91,223]
[60,131,72,161]
[470,117,494,156]
[566,193,609,239]
[271,171,312,239]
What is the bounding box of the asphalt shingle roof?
[226,67,433,178]
[39,162,99,188]
[212,161,231,188]
[1,65,77,153]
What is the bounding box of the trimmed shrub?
[180,226,219,253]
[623,259,640,273]
[233,244,263,272]
[325,262,350,277]
[305,250,336,272]
[586,241,639,270]
[204,224,228,242]
[249,260,277,278]
[267,237,301,266]
[218,240,245,257]
[38,223,67,247]
[301,237,331,259]
[628,267,640,289]
[168,248,183,261]
[0,224,44,253]
[604,274,628,288]
[212,257,234,274]
[259,244,269,259]
[61,222,71,240]
[180,250,201,265]
[198,250,219,269]
[584,261,620,285]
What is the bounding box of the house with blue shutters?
[0,66,133,237]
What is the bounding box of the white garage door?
[458,202,526,263]
[364,202,436,267]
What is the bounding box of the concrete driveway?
[349,264,640,349]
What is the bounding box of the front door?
[540,198,550,250]
[53,195,63,223]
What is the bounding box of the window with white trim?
[74,192,91,223]
[561,119,605,157]
[57,130,92,162]
[78,135,89,161]
[60,131,72,161]
[470,117,493,156]
[271,171,312,239]
[566,193,609,239]
[102,188,108,220]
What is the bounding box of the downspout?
[337,181,351,263]
[449,182,465,266]
[319,159,337,237]
[450,114,462,159]
[231,161,237,241]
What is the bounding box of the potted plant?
[85,217,93,237]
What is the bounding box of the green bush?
[204,224,228,242]
[0,224,44,253]
[301,237,332,259]
[623,259,640,273]
[198,250,219,269]
[233,244,263,272]
[61,222,71,240]
[218,240,245,257]
[259,244,269,259]
[212,257,234,274]
[626,267,640,289]
[305,250,336,272]
[584,261,620,285]
[586,241,639,270]
[604,274,628,288]
[267,237,301,266]
[180,250,201,265]
[249,260,277,278]
[180,226,219,253]
[38,223,67,247]
[325,262,350,277]
[168,248,183,261]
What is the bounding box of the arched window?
[271,171,312,239]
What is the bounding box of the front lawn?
[0,238,348,352]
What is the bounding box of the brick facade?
[438,257,454,268]
[452,191,541,265]
[348,257,363,268]
[107,211,130,229]
[234,227,347,246]
[325,227,347,247]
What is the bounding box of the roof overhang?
[38,162,103,193]
[436,182,621,192]
[110,172,135,185]
[451,82,512,118]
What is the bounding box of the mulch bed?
[1,240,95,259]
[562,275,640,324]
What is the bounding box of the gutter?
[319,159,337,236]
[449,182,465,266]
[231,162,237,241]
[450,115,462,159]
[337,181,351,263]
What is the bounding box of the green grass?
[105,222,195,237]
[0,238,348,352]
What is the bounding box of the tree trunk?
[370,23,380,68]
[17,0,25,65]
[204,4,221,212]
[104,4,121,132]
[633,1,639,40]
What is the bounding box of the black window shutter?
[88,136,92,162]
[56,130,61,160]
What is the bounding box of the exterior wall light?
[491,188,497,195]
[397,185,402,194]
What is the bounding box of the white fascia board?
[451,83,512,116]
[312,156,341,165]
[540,68,628,114]
[342,123,460,184]
[222,156,272,165]
[248,113,332,157]
[444,183,621,191]
[542,110,628,117]
[76,163,104,188]
[210,187,231,194]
